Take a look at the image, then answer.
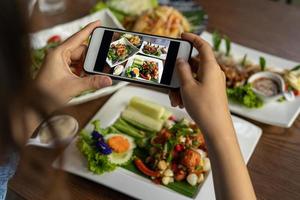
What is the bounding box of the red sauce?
[253,77,280,97]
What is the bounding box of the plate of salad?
[199,31,300,127]
[30,9,128,105]
[53,86,262,200]
[124,55,163,83]
[106,38,139,67]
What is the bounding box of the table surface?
[9,0,300,200]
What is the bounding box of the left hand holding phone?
[36,20,112,106]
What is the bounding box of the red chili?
[47,35,62,44]
[134,157,160,177]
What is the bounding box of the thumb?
[176,58,195,86]
[76,75,112,92]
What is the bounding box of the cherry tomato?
[168,115,176,121]
[175,144,184,152]
[47,35,61,44]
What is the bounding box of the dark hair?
[0,0,31,155]
[0,1,69,199]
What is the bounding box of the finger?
[176,58,195,87]
[181,33,217,63]
[168,90,180,107]
[71,44,87,61]
[189,56,200,73]
[76,75,112,92]
[62,21,100,51]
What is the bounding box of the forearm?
[198,117,256,200]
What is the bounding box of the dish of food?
[53,86,262,200]
[140,41,168,60]
[201,31,300,127]
[132,6,190,38]
[124,55,163,83]
[91,0,208,38]
[210,31,300,108]
[122,33,142,47]
[106,38,139,67]
[77,96,210,197]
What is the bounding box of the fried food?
[132,6,191,38]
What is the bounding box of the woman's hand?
[170,33,256,200]
[36,21,112,105]
[169,33,232,137]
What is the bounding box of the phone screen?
[92,30,180,85]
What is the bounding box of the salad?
[77,96,210,197]
[125,57,159,81]
[212,31,300,108]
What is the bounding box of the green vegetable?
[224,35,231,56]
[129,96,165,119]
[77,131,116,174]
[113,118,145,138]
[107,0,158,16]
[212,31,222,51]
[259,56,266,71]
[121,106,164,132]
[291,65,300,71]
[227,84,263,108]
[241,54,248,67]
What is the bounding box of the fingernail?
[101,77,112,87]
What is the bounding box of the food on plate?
[126,57,159,81]
[77,120,136,174]
[132,6,191,38]
[285,65,300,92]
[227,84,263,108]
[142,41,167,57]
[108,43,130,63]
[122,34,141,47]
[113,65,124,75]
[252,77,280,97]
[211,31,300,108]
[77,96,210,197]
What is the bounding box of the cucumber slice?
[129,96,165,119]
[108,150,133,165]
[122,106,163,132]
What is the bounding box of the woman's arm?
[170,33,256,200]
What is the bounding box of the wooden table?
[9,0,300,199]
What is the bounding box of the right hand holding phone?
[169,33,233,137]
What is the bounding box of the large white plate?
[30,9,128,105]
[200,31,300,128]
[53,86,262,200]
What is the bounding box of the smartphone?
[84,27,192,88]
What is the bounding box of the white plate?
[106,38,140,68]
[31,9,128,105]
[123,55,164,83]
[139,41,168,60]
[53,86,262,200]
[200,31,300,128]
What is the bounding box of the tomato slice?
[47,35,62,44]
